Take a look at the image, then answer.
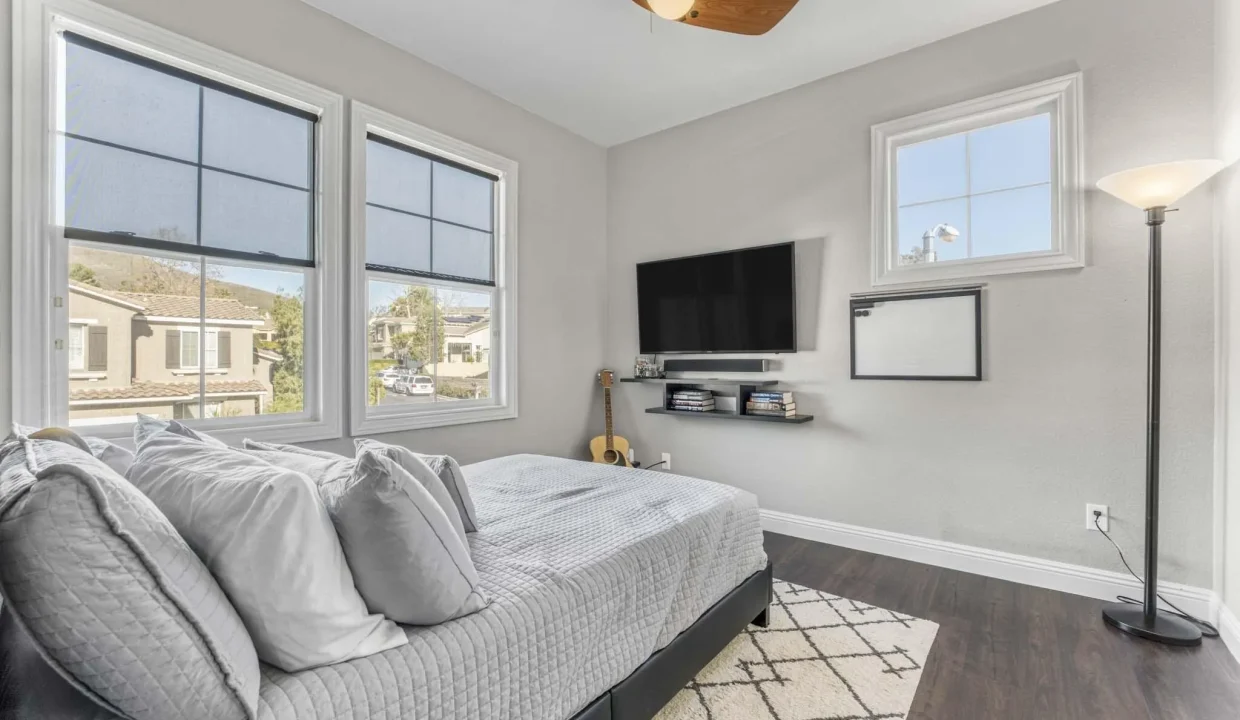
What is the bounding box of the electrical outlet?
[1086,504,1109,532]
[661,453,672,472]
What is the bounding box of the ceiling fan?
[632,0,801,36]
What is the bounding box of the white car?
[377,369,402,389]
[403,375,435,396]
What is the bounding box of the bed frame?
[0,563,772,720]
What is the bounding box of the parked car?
[395,375,435,396]
[377,368,402,389]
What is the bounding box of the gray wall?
[606,0,1217,586]
[1218,0,1240,616]
[0,0,610,464]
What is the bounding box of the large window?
[870,74,1084,286]
[13,1,343,442]
[350,103,517,434]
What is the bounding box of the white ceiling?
[300,0,1062,147]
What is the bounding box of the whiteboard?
[850,290,982,380]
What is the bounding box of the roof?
[70,380,269,403]
[445,319,489,338]
[70,283,264,322]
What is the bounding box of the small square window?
[872,74,1084,286]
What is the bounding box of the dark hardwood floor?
[763,532,1240,720]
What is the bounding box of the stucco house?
[68,283,278,425]
[368,308,491,379]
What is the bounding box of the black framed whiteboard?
[850,288,982,381]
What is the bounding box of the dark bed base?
[0,563,773,720]
[571,561,773,720]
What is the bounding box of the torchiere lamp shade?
[1097,159,1224,210]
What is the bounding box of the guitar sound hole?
[603,450,620,464]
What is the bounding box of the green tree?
[267,291,305,414]
[69,263,101,287]
[380,286,443,369]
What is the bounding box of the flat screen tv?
[637,242,797,354]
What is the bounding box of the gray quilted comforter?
[256,454,767,720]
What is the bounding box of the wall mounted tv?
[637,242,797,355]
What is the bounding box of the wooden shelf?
[645,407,813,424]
[621,377,780,386]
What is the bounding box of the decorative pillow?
[321,448,489,625]
[0,430,260,720]
[356,438,478,535]
[8,422,135,477]
[127,430,407,672]
[412,452,479,533]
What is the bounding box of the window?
[68,324,87,371]
[13,1,343,443]
[350,103,517,434]
[870,74,1084,286]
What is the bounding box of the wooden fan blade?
[631,0,801,36]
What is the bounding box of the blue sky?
[896,113,1053,262]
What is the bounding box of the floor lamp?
[1096,159,1224,646]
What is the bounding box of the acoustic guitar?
[590,370,633,467]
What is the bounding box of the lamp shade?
[1097,159,1224,210]
[648,0,695,20]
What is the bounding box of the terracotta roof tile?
[70,380,269,402]
[69,283,264,321]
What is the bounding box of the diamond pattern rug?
[656,580,938,720]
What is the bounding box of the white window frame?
[177,327,219,371]
[349,102,518,435]
[67,323,86,371]
[870,73,1085,287]
[12,0,345,444]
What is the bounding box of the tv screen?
[637,243,797,354]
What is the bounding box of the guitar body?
[591,369,633,468]
[590,433,632,467]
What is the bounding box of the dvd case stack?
[668,389,715,413]
[746,391,796,418]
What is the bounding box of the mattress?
[255,454,767,720]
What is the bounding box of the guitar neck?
[605,387,614,451]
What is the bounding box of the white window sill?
[72,414,344,450]
[172,369,229,376]
[351,403,516,436]
[69,371,108,381]
[872,250,1085,287]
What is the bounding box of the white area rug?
[656,580,938,720]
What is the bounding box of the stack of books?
[746,391,796,418]
[668,389,716,413]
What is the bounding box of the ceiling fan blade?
[632,0,801,36]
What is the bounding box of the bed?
[1,454,770,720]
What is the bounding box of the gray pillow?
[84,436,134,475]
[134,414,227,448]
[413,452,479,533]
[128,430,407,672]
[356,438,477,536]
[322,448,489,625]
[241,438,347,462]
[0,431,259,720]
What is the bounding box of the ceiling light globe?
[648,0,695,20]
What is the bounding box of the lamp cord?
[1093,514,1218,638]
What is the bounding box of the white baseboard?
[761,509,1216,621]
[1220,604,1240,664]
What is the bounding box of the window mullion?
[196,86,207,418]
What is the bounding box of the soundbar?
[663,359,769,374]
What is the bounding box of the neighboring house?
[368,311,491,379]
[68,283,274,425]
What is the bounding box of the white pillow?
[355,439,478,536]
[245,438,470,545]
[320,449,489,625]
[128,430,407,672]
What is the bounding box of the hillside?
[70,245,279,315]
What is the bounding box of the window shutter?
[166,330,181,369]
[218,331,232,369]
[87,326,108,371]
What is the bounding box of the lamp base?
[1101,603,1202,646]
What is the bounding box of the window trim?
[349,102,518,436]
[12,0,344,445]
[870,73,1085,287]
